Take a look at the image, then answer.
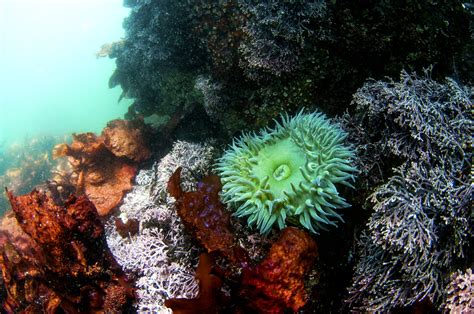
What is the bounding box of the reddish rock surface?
[240,227,318,313]
[0,189,134,313]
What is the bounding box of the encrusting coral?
[217,110,357,234]
[53,119,151,216]
[0,189,135,312]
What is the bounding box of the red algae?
[0,189,135,313]
[114,216,140,238]
[168,167,248,266]
[165,253,227,314]
[53,119,151,216]
[239,227,318,313]
[166,168,318,313]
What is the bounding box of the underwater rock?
[239,0,328,79]
[168,167,249,266]
[0,189,134,312]
[239,227,318,313]
[53,119,151,216]
[111,0,472,138]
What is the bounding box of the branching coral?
[0,189,134,312]
[217,110,356,234]
[107,225,199,312]
[150,140,217,202]
[344,71,473,311]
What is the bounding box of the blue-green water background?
[0,0,130,147]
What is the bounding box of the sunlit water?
[0,0,131,148]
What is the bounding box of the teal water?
[0,0,131,147]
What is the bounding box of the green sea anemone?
[216,110,357,234]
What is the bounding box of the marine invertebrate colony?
[444,268,474,313]
[110,0,471,138]
[217,110,356,234]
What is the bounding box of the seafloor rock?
[239,227,318,313]
[0,189,134,313]
[111,1,471,137]
[53,119,151,216]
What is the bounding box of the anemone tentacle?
[217,110,357,234]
